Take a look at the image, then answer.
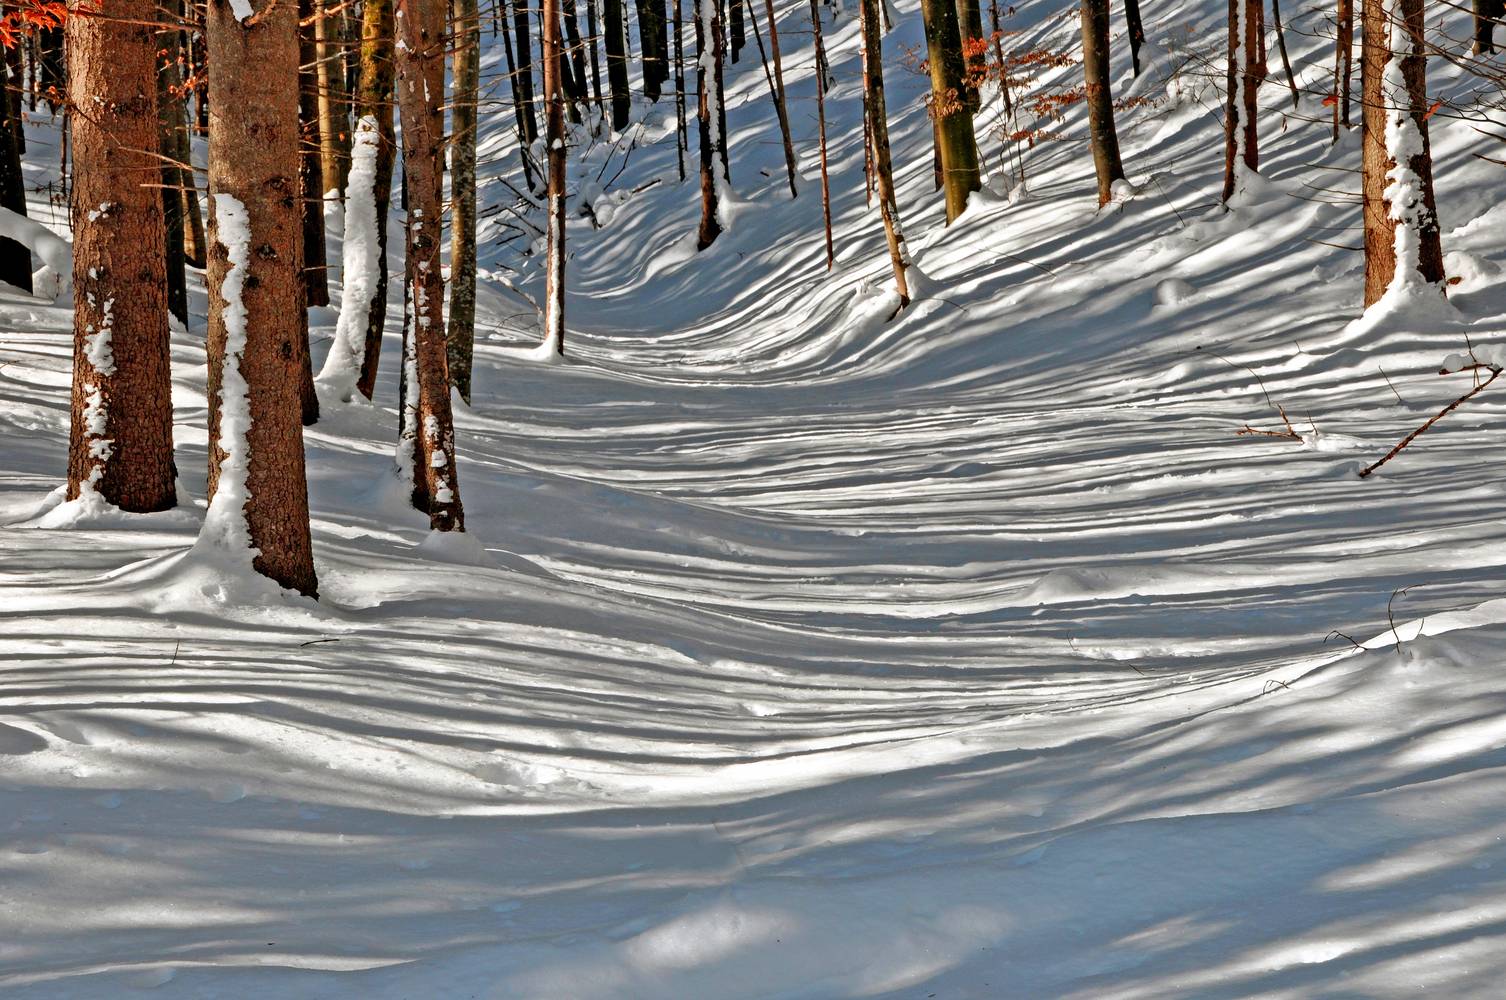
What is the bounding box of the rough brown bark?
[694,0,722,249]
[1082,0,1125,205]
[205,0,318,595]
[64,0,176,512]
[395,0,464,530]
[860,0,909,308]
[1220,0,1261,202]
[355,0,397,399]
[920,0,981,222]
[544,0,567,354]
[1360,0,1444,306]
[448,0,480,401]
[957,0,984,112]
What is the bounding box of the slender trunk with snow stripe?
[395,0,464,531]
[318,117,381,402]
[1360,0,1444,306]
[543,0,568,355]
[205,0,317,596]
[64,0,176,513]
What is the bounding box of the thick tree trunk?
[920,0,980,222]
[635,0,667,99]
[729,0,745,62]
[543,0,568,354]
[64,0,175,512]
[1220,0,1261,202]
[810,0,833,268]
[317,0,352,196]
[1083,0,1125,206]
[448,0,480,401]
[355,0,397,399]
[860,0,909,309]
[395,0,464,530]
[605,0,631,128]
[205,0,318,595]
[694,0,722,248]
[1360,0,1444,306]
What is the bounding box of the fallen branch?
[1359,364,1502,478]
[1235,402,1301,440]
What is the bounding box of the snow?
[7,0,1506,996]
[316,116,382,403]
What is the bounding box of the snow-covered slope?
[5,0,1506,995]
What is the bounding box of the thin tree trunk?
[1272,0,1298,108]
[605,0,631,128]
[205,0,318,595]
[0,36,30,291]
[860,0,909,309]
[674,0,687,179]
[4,16,24,153]
[395,0,464,530]
[163,6,207,270]
[957,0,984,112]
[317,0,352,196]
[64,0,175,512]
[39,26,62,112]
[499,0,540,187]
[1124,0,1145,75]
[748,0,796,196]
[1473,0,1503,54]
[1360,0,1444,306]
[1335,0,1354,138]
[920,0,980,222]
[1220,0,1260,202]
[587,0,605,111]
[729,0,745,62]
[354,0,398,399]
[543,0,568,354]
[562,0,591,115]
[694,0,721,248]
[156,40,188,327]
[513,0,541,143]
[810,0,832,268]
[448,0,480,401]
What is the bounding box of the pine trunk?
[860,0,909,308]
[810,0,833,268]
[1220,0,1260,202]
[1473,0,1503,54]
[395,0,465,530]
[64,0,176,512]
[1124,0,1146,75]
[957,0,984,112]
[317,0,352,196]
[1082,0,1125,206]
[448,0,480,401]
[694,0,721,248]
[355,0,398,399]
[1360,0,1444,305]
[605,0,632,129]
[920,0,980,222]
[298,0,330,310]
[0,40,28,292]
[205,0,318,595]
[544,0,568,354]
[1335,0,1354,136]
[156,42,188,327]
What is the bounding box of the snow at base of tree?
[316,116,382,403]
[1378,0,1436,302]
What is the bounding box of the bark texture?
[860,0,909,308]
[605,0,631,128]
[65,0,176,512]
[395,0,464,530]
[920,0,980,222]
[205,0,318,595]
[355,0,397,399]
[448,0,480,401]
[1082,0,1125,206]
[1220,0,1262,202]
[544,0,568,354]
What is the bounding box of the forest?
[3,0,1506,994]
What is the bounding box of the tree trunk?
[395,0,464,530]
[587,0,605,111]
[298,0,329,311]
[1272,0,1299,108]
[605,0,631,128]
[729,0,745,62]
[448,0,480,401]
[561,0,591,116]
[920,0,980,222]
[512,0,541,145]
[543,0,568,354]
[156,43,188,327]
[1334,0,1354,137]
[160,9,207,270]
[1360,0,1444,306]
[1473,0,1503,54]
[635,0,667,99]
[4,22,23,154]
[205,0,318,595]
[694,0,721,248]
[0,39,30,292]
[1124,0,1145,75]
[749,0,796,197]
[956,0,984,112]
[674,0,686,178]
[860,0,909,309]
[317,0,352,196]
[355,0,398,399]
[1082,0,1125,205]
[38,26,62,112]
[810,0,833,268]
[64,0,175,512]
[498,0,540,187]
[1220,0,1260,202]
